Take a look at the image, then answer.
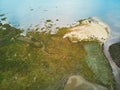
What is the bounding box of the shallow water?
[0,0,120,37]
[104,38,120,90]
[0,1,120,89]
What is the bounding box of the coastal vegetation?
[0,19,115,90]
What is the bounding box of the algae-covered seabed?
[0,23,115,90]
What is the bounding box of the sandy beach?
[63,18,109,43]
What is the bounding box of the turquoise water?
[0,0,120,36]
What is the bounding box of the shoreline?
[63,17,119,90]
[63,17,109,43]
[103,37,120,90]
[0,17,118,90]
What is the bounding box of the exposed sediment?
[0,18,116,90]
[63,18,115,90]
[63,17,109,43]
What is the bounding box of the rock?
[0,18,115,90]
[63,18,115,90]
[64,75,108,90]
[109,42,120,68]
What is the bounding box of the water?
[0,0,120,89]
[104,37,120,90]
[0,0,120,37]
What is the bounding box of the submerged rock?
[64,75,108,90]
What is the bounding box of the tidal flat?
[0,18,116,90]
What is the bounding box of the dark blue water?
[0,0,120,36]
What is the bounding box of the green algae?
[0,23,115,90]
[1,17,7,21]
[56,19,59,21]
[46,19,52,23]
[84,42,115,89]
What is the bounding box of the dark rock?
[109,42,120,68]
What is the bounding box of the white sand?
[63,18,110,43]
